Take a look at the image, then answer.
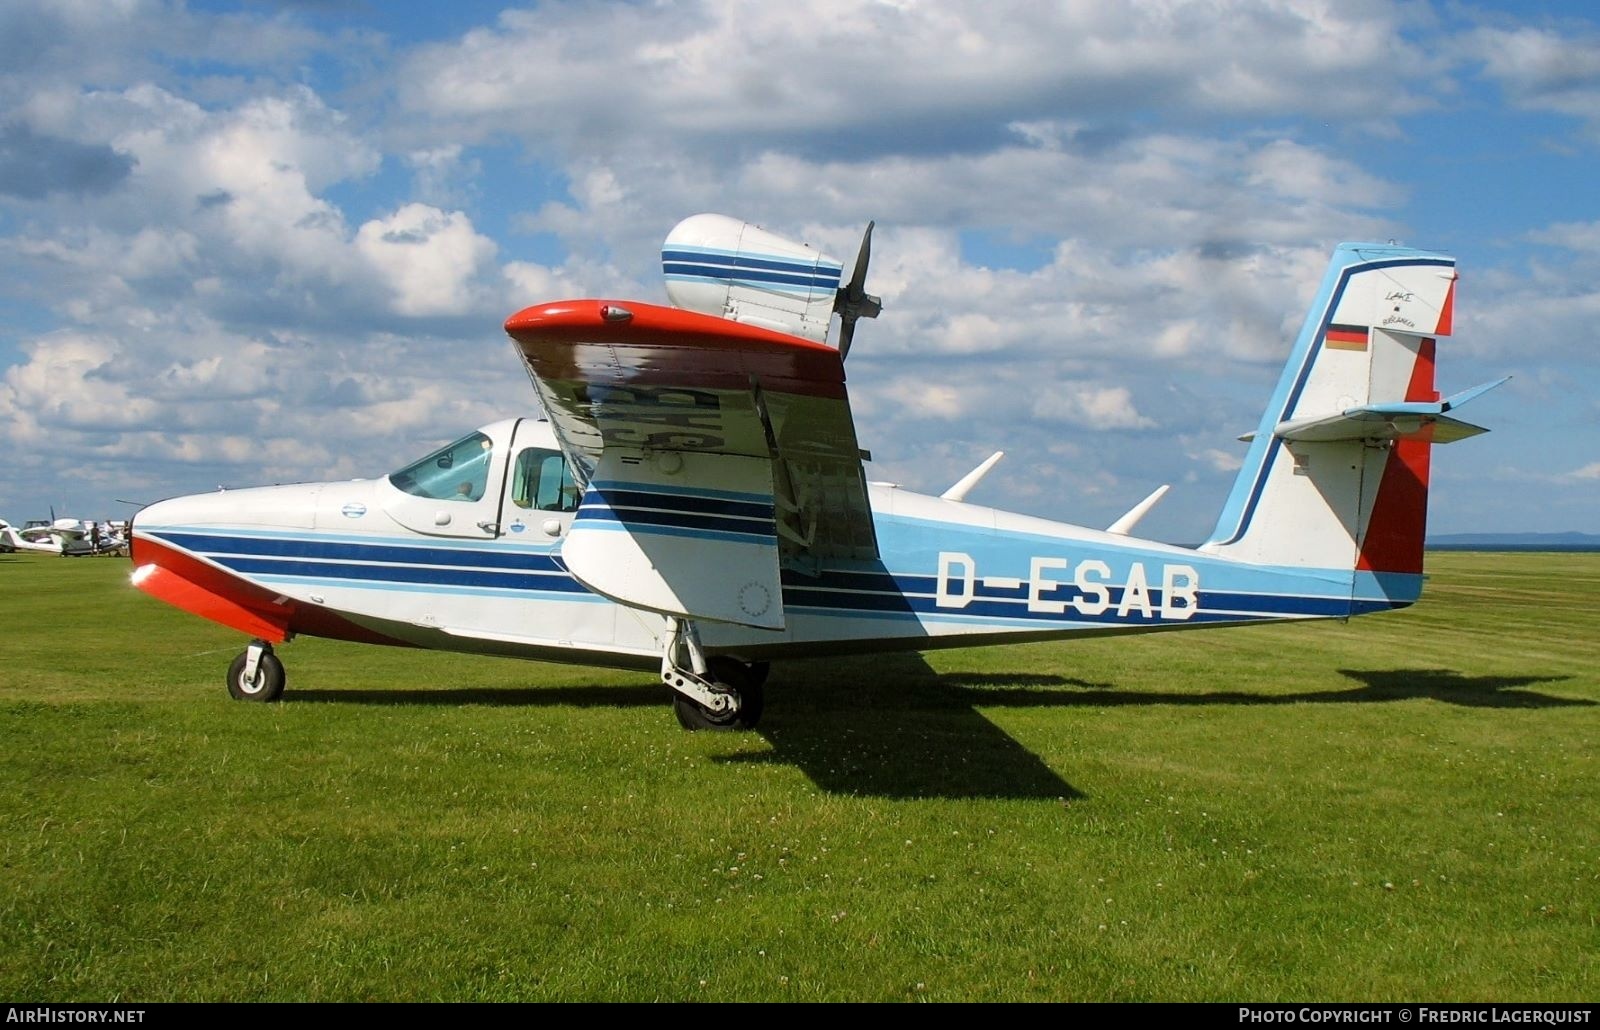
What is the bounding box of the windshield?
[389,432,495,502]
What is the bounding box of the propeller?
[833,220,882,360]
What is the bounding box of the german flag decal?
[1324,323,1368,350]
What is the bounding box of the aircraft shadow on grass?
[289,657,1587,802]
[938,666,1591,712]
[292,653,1082,801]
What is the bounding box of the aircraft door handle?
[476,520,500,534]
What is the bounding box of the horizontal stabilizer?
[1274,376,1507,444]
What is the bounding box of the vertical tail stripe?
[1356,338,1437,575]
[1434,279,1455,336]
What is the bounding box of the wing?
[504,299,877,630]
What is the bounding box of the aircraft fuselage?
[130,416,1418,671]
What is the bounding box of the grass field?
[1,549,1596,1001]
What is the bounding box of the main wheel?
[672,656,766,731]
[226,648,286,702]
[672,685,764,731]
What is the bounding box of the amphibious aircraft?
[129,214,1502,729]
[1,516,101,555]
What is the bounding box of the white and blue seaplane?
[129,215,1502,728]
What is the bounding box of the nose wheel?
[226,640,286,702]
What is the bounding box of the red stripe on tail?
[1434,279,1455,336]
[1357,338,1437,575]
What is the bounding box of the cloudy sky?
[2,0,1597,542]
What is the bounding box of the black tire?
[672,683,764,730]
[226,648,286,702]
[672,656,766,730]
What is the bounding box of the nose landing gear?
[226,639,286,702]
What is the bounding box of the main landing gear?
[662,619,768,731]
[219,628,764,724]
[226,639,286,702]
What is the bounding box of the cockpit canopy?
[387,427,580,513]
[389,431,494,502]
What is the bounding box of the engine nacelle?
[662,213,844,343]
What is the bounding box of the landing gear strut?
[661,619,766,730]
[226,639,286,702]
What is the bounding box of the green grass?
[1,550,1596,1001]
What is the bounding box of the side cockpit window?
[389,432,495,502]
[512,447,580,512]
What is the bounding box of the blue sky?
[1,0,1597,541]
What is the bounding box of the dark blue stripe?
[662,249,841,277]
[781,567,905,593]
[783,585,1362,622]
[575,506,776,539]
[592,489,773,521]
[153,531,562,571]
[663,263,838,291]
[220,556,591,593]
[783,567,1360,619]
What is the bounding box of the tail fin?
[1201,243,1490,603]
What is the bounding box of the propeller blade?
[833,220,882,360]
[849,221,873,301]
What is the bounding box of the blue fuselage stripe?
[222,556,591,592]
[152,530,560,570]
[590,488,774,521]
[663,249,840,279]
[663,264,839,292]
[143,529,1408,627]
[575,506,775,539]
